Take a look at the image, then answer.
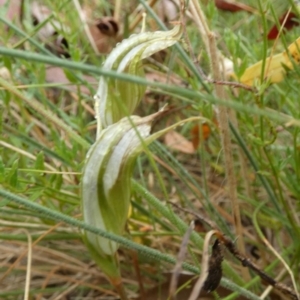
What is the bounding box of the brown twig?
[169,203,299,300]
[189,0,248,281]
[207,79,257,93]
[129,0,159,32]
[215,231,299,300]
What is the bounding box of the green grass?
[0,0,300,299]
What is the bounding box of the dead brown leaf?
[45,66,97,95]
[164,130,195,154]
[190,122,212,150]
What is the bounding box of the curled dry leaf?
[95,17,119,37]
[191,213,300,300]
[83,4,120,54]
[89,22,118,53]
[202,239,223,292]
[92,16,120,53]
[188,230,221,300]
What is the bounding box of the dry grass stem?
[169,221,195,300]
[114,0,122,21]
[129,0,159,32]
[0,141,56,172]
[22,229,32,300]
[0,223,62,283]
[188,0,209,58]
[73,0,100,55]
[257,223,299,299]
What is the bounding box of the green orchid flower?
[94,25,182,136]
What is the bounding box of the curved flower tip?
[94,25,183,136]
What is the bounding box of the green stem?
[229,122,281,212]
[0,47,299,125]
[0,16,54,56]
[263,148,299,236]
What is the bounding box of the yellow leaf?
[240,37,300,86]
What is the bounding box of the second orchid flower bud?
[94,25,183,136]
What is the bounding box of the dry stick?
[129,0,159,32]
[189,0,248,280]
[114,0,122,22]
[169,204,299,300]
[189,0,210,58]
[183,0,255,202]
[188,230,219,300]
[73,0,100,55]
[169,221,195,300]
[208,24,246,273]
[215,232,299,300]
[207,79,257,93]
[183,1,256,93]
[260,268,286,299]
